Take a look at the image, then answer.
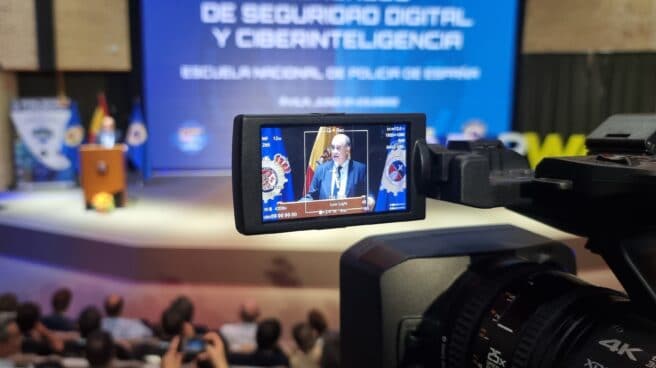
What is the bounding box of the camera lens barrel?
[443,262,656,368]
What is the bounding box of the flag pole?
[138,96,147,187]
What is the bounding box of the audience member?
[319,333,339,368]
[64,306,103,357]
[230,318,289,367]
[16,302,64,355]
[170,296,208,335]
[101,294,152,341]
[79,307,103,339]
[307,310,328,339]
[0,320,58,368]
[170,297,194,324]
[124,307,184,360]
[161,307,194,340]
[85,331,114,368]
[42,288,75,332]
[290,323,319,368]
[16,302,40,335]
[219,299,259,353]
[0,293,18,323]
[68,306,134,361]
[158,307,230,364]
[0,319,22,359]
[307,309,339,368]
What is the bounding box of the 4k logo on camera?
[584,358,605,368]
[486,347,506,368]
[598,339,642,361]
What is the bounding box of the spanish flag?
[304,126,338,195]
[87,93,109,143]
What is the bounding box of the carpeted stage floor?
[0,176,620,333]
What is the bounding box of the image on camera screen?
[261,123,408,222]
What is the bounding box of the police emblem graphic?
[261,154,291,202]
[127,122,148,146]
[64,126,84,147]
[381,148,406,195]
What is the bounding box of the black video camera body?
[341,114,656,368]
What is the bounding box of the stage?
[0,176,620,331]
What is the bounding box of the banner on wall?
[142,0,521,171]
[10,98,81,184]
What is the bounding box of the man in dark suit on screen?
[304,133,367,200]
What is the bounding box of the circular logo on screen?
[462,119,487,140]
[64,126,84,147]
[261,155,289,202]
[174,121,208,154]
[381,148,406,195]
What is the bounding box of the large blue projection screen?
[142,1,519,171]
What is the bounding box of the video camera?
[232,113,656,367]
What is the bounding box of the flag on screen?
[126,99,151,180]
[304,126,337,194]
[261,127,295,222]
[62,101,84,174]
[374,124,407,212]
[87,93,108,143]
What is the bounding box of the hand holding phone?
[163,336,183,368]
[198,332,229,368]
[178,336,206,355]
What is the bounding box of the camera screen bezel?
[233,113,426,235]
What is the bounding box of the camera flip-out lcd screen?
[233,114,425,234]
[261,124,408,223]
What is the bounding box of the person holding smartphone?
[162,332,229,368]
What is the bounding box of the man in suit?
[304,133,367,200]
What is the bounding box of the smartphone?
[177,336,206,354]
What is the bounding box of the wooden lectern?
[79,144,127,209]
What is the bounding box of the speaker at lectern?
[79,144,127,209]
